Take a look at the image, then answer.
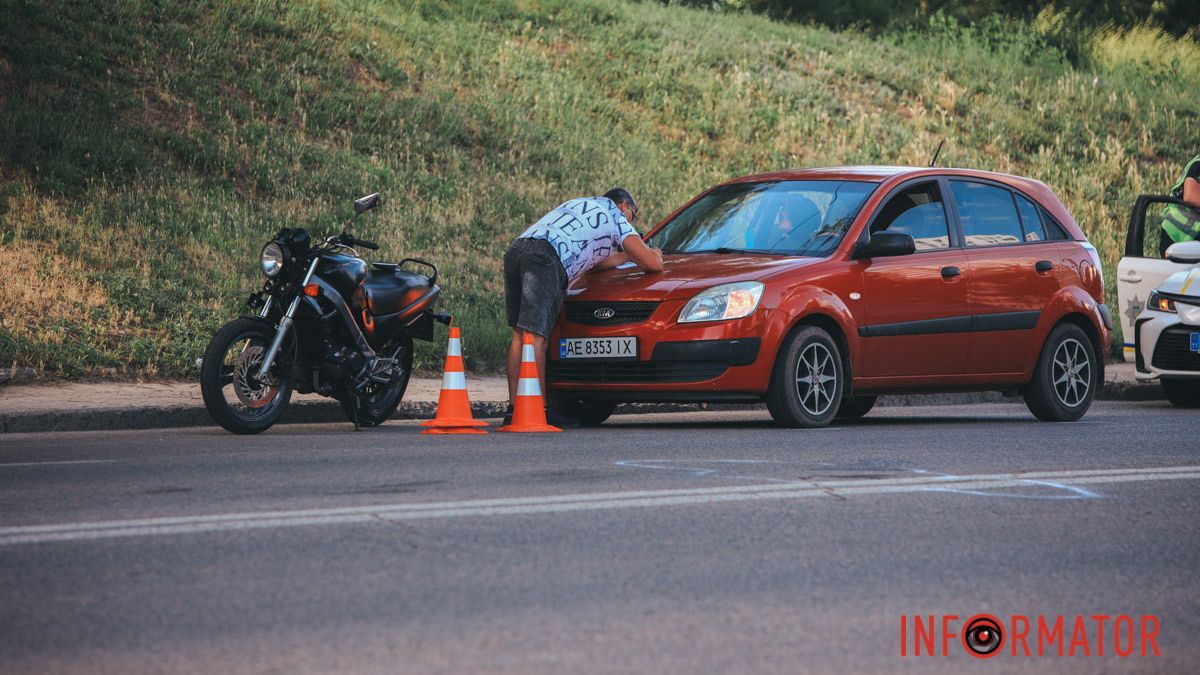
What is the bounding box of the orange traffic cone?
[498,333,561,433]
[421,326,488,435]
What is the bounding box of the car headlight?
[678,282,764,323]
[260,242,285,278]
[1148,290,1176,313]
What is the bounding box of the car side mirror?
[863,231,916,258]
[1165,240,1200,265]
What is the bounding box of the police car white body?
[1132,241,1200,407]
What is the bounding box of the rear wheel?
[340,336,414,426]
[200,318,293,434]
[836,395,877,420]
[549,397,617,426]
[766,326,844,428]
[1161,378,1200,407]
[1023,323,1097,422]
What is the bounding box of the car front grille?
[1151,327,1200,372]
[564,301,660,326]
[548,360,727,384]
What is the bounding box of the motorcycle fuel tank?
[316,253,368,301]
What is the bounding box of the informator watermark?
[899,614,1160,658]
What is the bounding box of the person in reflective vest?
[1161,153,1200,255]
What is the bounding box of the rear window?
[649,180,877,258]
[950,181,1024,247]
[1014,193,1047,242]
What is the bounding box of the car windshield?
[649,180,877,257]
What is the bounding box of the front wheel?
[340,336,414,426]
[1023,323,1097,422]
[766,326,844,428]
[836,395,877,420]
[1161,378,1200,408]
[200,318,293,434]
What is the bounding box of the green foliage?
[0,0,1196,378]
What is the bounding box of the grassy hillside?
[1,0,1196,378]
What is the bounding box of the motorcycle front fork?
[255,258,319,382]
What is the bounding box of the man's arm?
[620,234,664,272]
[1183,177,1200,209]
[591,252,630,271]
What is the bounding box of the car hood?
[566,253,819,302]
[1156,266,1200,297]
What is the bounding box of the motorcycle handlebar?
[335,234,379,250]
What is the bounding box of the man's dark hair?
[603,187,637,213]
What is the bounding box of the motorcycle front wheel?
[200,317,293,434]
[340,335,414,427]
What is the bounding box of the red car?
[547,166,1112,427]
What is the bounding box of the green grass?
[1,0,1196,378]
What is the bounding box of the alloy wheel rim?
[794,342,837,417]
[1051,337,1091,408]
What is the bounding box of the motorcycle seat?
[362,268,430,316]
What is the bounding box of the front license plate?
[1191,332,1200,353]
[559,337,637,359]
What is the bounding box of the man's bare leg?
[506,329,523,404]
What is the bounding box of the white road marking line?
[2,466,1199,546]
[0,460,115,468]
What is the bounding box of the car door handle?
[1119,270,1142,283]
[941,266,961,278]
[1035,260,1053,273]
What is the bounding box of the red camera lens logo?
[963,614,1004,658]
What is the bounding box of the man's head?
[604,187,639,225]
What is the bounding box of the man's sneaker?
[545,407,579,429]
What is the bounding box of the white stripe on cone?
[516,377,541,397]
[521,343,535,361]
[442,370,467,390]
[447,338,461,357]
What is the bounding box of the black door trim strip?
[858,310,1041,337]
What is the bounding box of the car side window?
[950,181,1025,247]
[1038,207,1070,241]
[1014,193,1047,242]
[870,183,951,250]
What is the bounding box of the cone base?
[496,424,561,433]
[420,417,489,428]
[422,426,488,435]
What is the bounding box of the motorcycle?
[200,192,449,434]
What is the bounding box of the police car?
[1130,240,1200,406]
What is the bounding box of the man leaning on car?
[503,188,664,426]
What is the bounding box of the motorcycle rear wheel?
[340,336,414,427]
[200,318,293,434]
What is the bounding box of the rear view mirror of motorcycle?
[354,192,381,214]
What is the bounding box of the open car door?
[1116,194,1195,361]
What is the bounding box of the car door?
[857,180,971,379]
[950,180,1063,375]
[1116,195,1195,362]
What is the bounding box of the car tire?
[836,395,877,420]
[1023,323,1098,422]
[1161,378,1200,408]
[549,397,617,426]
[766,326,844,428]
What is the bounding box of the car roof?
[726,166,1047,185]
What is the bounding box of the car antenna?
[928,139,945,167]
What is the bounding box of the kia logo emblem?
[593,307,616,320]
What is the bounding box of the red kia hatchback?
[547,167,1112,427]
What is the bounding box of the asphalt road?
[1,401,1197,674]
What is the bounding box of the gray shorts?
[504,237,568,338]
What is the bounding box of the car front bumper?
[1133,308,1200,380]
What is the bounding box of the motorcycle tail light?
[303,283,320,297]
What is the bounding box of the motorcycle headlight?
[678,281,764,323]
[1148,290,1176,313]
[260,241,285,278]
